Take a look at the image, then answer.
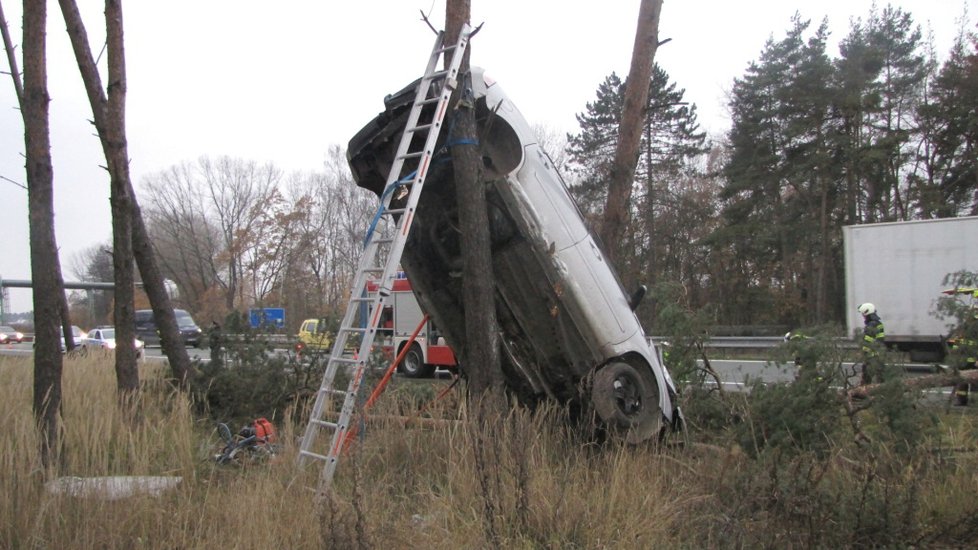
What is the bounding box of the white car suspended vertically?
[348,67,682,442]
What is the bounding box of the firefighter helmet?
[858,303,876,316]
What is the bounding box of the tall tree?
[7,0,72,467]
[446,0,504,395]
[59,0,193,389]
[717,14,841,326]
[916,26,978,216]
[566,65,708,306]
[599,0,664,263]
[837,5,929,223]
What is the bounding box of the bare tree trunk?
[17,0,68,468]
[599,0,663,263]
[446,1,504,397]
[59,0,194,389]
[58,0,137,396]
[849,369,978,400]
[131,200,194,387]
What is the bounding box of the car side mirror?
[628,284,647,312]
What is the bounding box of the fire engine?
[365,272,457,378]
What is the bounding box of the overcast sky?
[1,0,974,314]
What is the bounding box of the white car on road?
[81,327,146,358]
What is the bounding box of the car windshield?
[176,317,196,328]
[101,328,116,339]
[0,326,14,332]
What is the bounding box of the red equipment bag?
[253,418,277,444]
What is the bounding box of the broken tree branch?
[848,368,978,399]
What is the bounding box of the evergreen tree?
[916,27,978,217]
[566,65,708,301]
[836,4,929,222]
[716,14,843,325]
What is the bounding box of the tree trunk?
[20,0,68,468]
[58,0,193,388]
[446,2,504,396]
[849,369,978,400]
[599,0,663,263]
[130,199,194,387]
[59,0,140,395]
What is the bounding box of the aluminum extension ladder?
[297,24,472,494]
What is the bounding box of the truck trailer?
[843,216,978,361]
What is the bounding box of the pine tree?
[916,27,978,216]
[566,65,708,298]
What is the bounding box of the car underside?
[348,68,680,442]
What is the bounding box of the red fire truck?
[365,273,457,378]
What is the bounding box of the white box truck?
[843,216,978,361]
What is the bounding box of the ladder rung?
[299,449,329,462]
[340,326,367,334]
[427,69,449,81]
[408,123,435,133]
[317,388,346,398]
[370,237,395,245]
[310,418,339,429]
[397,151,425,161]
[385,208,407,216]
[331,356,359,364]
[434,44,457,55]
[417,97,441,106]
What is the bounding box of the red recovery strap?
[340,314,430,451]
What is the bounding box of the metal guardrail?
[649,336,858,349]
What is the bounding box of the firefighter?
[949,291,978,406]
[858,303,886,385]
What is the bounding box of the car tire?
[591,361,662,444]
[400,344,435,378]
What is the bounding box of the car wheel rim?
[612,374,643,416]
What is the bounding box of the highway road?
[2,342,946,391]
[0,342,212,361]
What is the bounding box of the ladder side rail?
[298,270,384,461]
[374,31,447,196]
[300,24,472,487]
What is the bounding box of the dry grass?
[3,353,978,548]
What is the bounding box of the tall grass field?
[3,353,978,548]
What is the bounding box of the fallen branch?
[848,368,978,399]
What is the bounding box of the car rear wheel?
[400,344,435,378]
[591,361,662,444]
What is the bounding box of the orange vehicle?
[365,272,457,378]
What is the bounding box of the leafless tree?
[599,0,664,263]
[141,163,223,310]
[3,0,72,467]
[198,156,281,310]
[282,146,376,322]
[59,0,193,389]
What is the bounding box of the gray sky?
[1,0,974,314]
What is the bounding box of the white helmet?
[858,303,876,316]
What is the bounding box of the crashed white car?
[348,68,681,442]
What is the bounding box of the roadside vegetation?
[4,335,978,548]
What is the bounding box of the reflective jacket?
[862,314,885,357]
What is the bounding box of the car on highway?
[135,309,203,348]
[81,327,146,358]
[347,67,682,443]
[0,325,25,344]
[33,325,85,352]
